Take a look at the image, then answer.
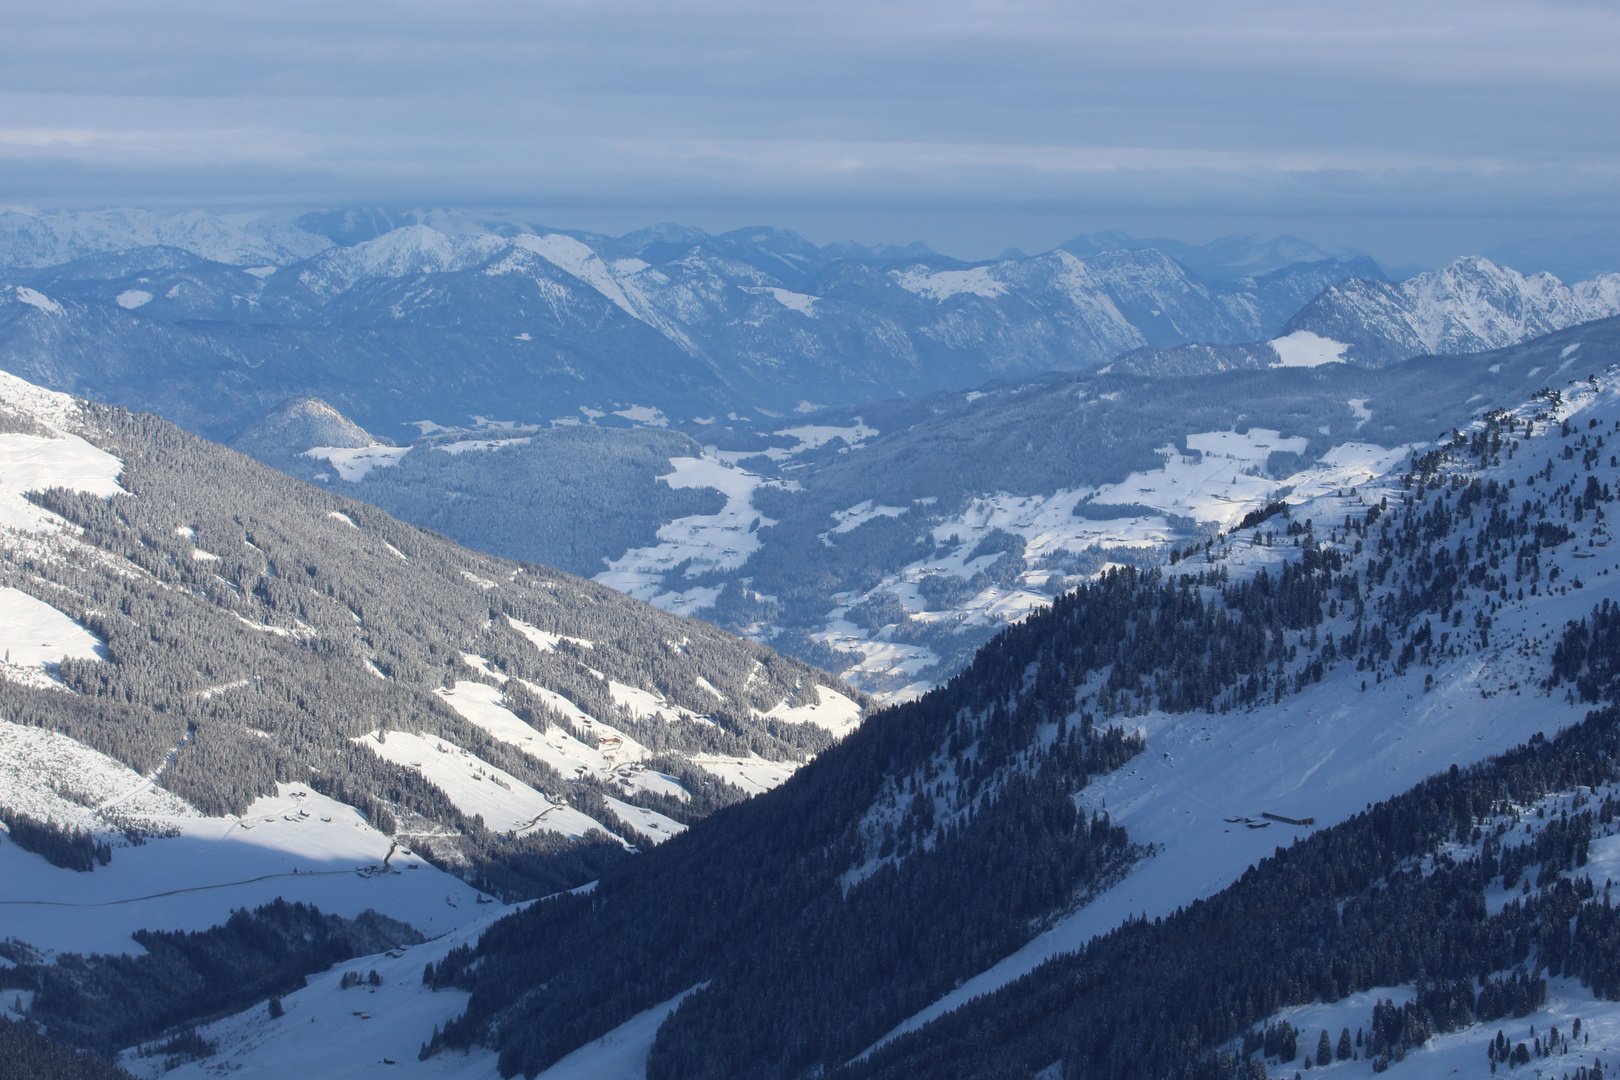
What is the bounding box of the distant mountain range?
[0,217,1386,440]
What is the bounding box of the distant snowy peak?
[292,225,507,297]
[1287,255,1620,365]
[0,207,331,268]
[226,396,387,460]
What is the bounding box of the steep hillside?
[1285,257,1620,366]
[0,369,865,977]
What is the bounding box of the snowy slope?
[867,370,1620,1053]
[0,363,862,982]
[136,901,703,1080]
[0,367,126,534]
[0,776,486,957]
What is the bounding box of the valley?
[4,207,1620,1080]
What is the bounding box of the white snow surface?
[12,286,63,314]
[742,286,819,314]
[759,685,865,737]
[596,456,780,614]
[435,679,689,814]
[143,919,704,1080]
[134,905,509,1080]
[1269,329,1350,367]
[0,717,195,835]
[1232,979,1620,1080]
[688,754,797,793]
[357,730,616,843]
[0,586,106,685]
[114,289,152,310]
[0,372,125,532]
[893,265,1009,301]
[302,444,412,482]
[0,776,483,957]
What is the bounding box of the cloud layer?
[3,0,1617,262]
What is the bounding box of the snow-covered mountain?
[1123,257,1620,376]
[12,316,1620,1079]
[1058,229,1377,281]
[0,369,864,1000]
[164,356,1620,1080]
[1285,255,1620,365]
[225,396,388,462]
[0,207,332,269]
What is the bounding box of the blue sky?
[2,0,1617,265]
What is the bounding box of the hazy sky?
[3,0,1617,263]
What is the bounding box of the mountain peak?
[226,396,386,460]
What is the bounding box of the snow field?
[740,286,818,315]
[357,730,616,843]
[1251,978,1620,1080]
[892,265,1008,301]
[437,679,689,814]
[0,717,195,835]
[1269,330,1351,367]
[302,444,412,482]
[1,780,485,957]
[136,904,510,1080]
[446,666,766,800]
[688,754,797,794]
[0,586,107,688]
[144,913,704,1080]
[0,420,125,534]
[596,456,780,613]
[758,685,865,737]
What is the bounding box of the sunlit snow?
[1269,329,1350,367]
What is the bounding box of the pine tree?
[1318,1030,1333,1067]
[1338,1027,1353,1061]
